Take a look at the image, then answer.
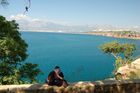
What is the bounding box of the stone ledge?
[0,79,140,93]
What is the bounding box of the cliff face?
[116,58,140,79]
[84,31,140,40]
[1,80,140,93]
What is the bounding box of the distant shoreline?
[20,30,140,40]
[82,31,140,40]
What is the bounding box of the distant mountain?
[19,22,140,32]
[10,14,140,33]
[19,21,95,32]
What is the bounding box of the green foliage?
[100,41,136,72]
[19,63,42,83]
[0,15,42,85]
[100,41,122,55]
[115,57,123,71]
[100,41,136,61]
[115,73,123,80]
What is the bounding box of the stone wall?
[0,79,140,93]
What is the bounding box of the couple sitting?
[46,66,68,87]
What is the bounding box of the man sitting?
[46,66,68,87]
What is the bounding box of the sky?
[0,0,140,30]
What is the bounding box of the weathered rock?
[1,80,140,93]
[117,58,140,79]
[131,58,140,69]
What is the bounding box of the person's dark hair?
[55,66,60,69]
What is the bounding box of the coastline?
[20,30,140,40]
[82,31,140,40]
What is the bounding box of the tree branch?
[111,53,118,59]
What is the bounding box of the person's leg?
[62,80,68,87]
[48,80,56,86]
[55,79,63,87]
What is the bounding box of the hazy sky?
[0,0,140,26]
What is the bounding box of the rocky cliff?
[116,58,140,79]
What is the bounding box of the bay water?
[21,32,140,83]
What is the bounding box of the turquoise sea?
[21,32,140,83]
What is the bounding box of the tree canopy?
[100,41,136,60]
[0,15,41,85]
[100,41,136,71]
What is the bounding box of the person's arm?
[59,72,64,78]
[56,73,63,80]
[56,72,65,80]
[47,71,54,82]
